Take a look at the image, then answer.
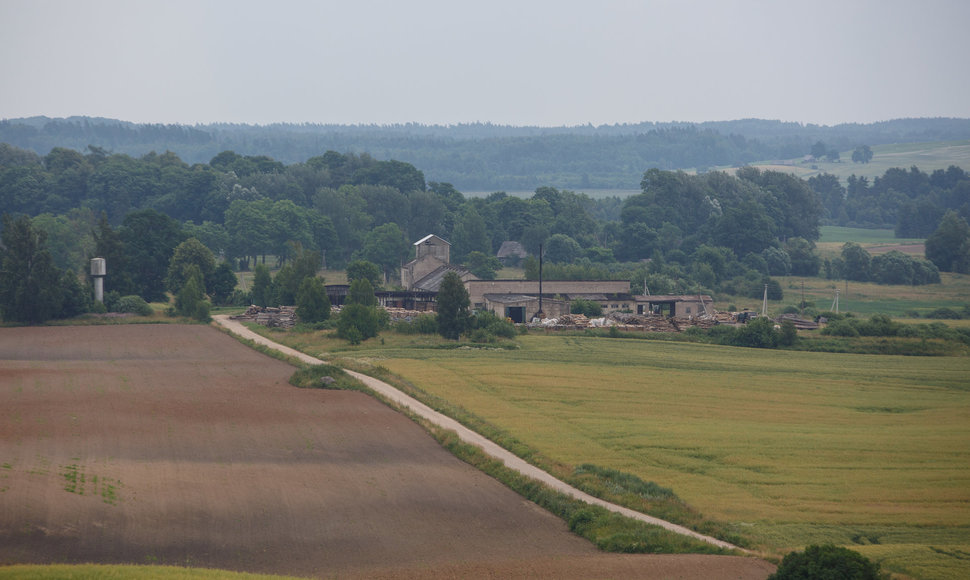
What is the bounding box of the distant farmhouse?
[361,234,712,323]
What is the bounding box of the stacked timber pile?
[231,305,297,328]
[776,313,820,330]
[384,307,432,322]
[256,306,297,328]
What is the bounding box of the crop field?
[0,325,773,579]
[309,334,970,579]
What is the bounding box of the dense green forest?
[3,133,970,327]
[3,116,970,191]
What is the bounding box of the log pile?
[533,311,723,332]
[231,305,297,329]
[775,313,820,330]
[384,307,433,322]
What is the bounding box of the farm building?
[634,294,714,318]
[387,235,715,323]
[496,241,528,265]
[401,234,476,292]
[467,279,634,320]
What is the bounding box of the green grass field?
[724,140,970,184]
[283,332,970,580]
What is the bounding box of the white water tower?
[91,258,106,303]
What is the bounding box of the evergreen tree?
[296,276,331,323]
[251,263,272,307]
[436,271,470,340]
[0,214,65,323]
[336,278,379,343]
[173,264,210,321]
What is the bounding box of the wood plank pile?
[384,307,433,321]
[775,313,820,330]
[231,305,297,328]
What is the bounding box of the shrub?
[571,298,603,317]
[288,364,365,391]
[768,544,884,580]
[471,309,516,339]
[394,313,439,334]
[926,307,963,319]
[336,303,378,343]
[732,317,779,348]
[822,319,860,337]
[779,320,797,346]
[114,295,153,316]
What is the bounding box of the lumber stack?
[231,305,297,328]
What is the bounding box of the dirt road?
[213,315,743,551]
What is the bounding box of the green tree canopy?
[925,210,970,272]
[296,276,331,323]
[166,237,216,295]
[436,271,470,340]
[768,544,883,580]
[251,263,272,307]
[337,277,380,343]
[0,214,67,323]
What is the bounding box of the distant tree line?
[808,165,970,235]
[4,116,970,191]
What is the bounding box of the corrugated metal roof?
[483,294,538,304]
[413,264,470,292]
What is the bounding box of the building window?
[686,307,692,314]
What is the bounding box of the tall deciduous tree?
[436,271,470,340]
[359,222,409,282]
[119,209,184,302]
[166,238,216,295]
[926,210,970,272]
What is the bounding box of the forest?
[3,116,970,191]
[2,132,970,326]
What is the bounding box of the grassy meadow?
[313,334,968,579]
[721,140,970,184]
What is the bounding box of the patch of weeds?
[434,429,733,555]
[567,463,747,548]
[288,364,367,391]
[62,463,82,494]
[60,462,121,504]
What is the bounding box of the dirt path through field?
[213,315,743,550]
[0,323,772,579]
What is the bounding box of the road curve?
[212,315,743,552]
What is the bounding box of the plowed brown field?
[0,325,772,579]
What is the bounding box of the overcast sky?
[2,0,969,127]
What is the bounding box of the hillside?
[3,116,970,192]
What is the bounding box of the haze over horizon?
[3,0,970,128]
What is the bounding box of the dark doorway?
[505,306,526,323]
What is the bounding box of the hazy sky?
[2,0,969,127]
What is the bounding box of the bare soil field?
[0,325,773,579]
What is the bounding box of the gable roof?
[413,234,450,246]
[413,264,473,292]
[496,240,528,259]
